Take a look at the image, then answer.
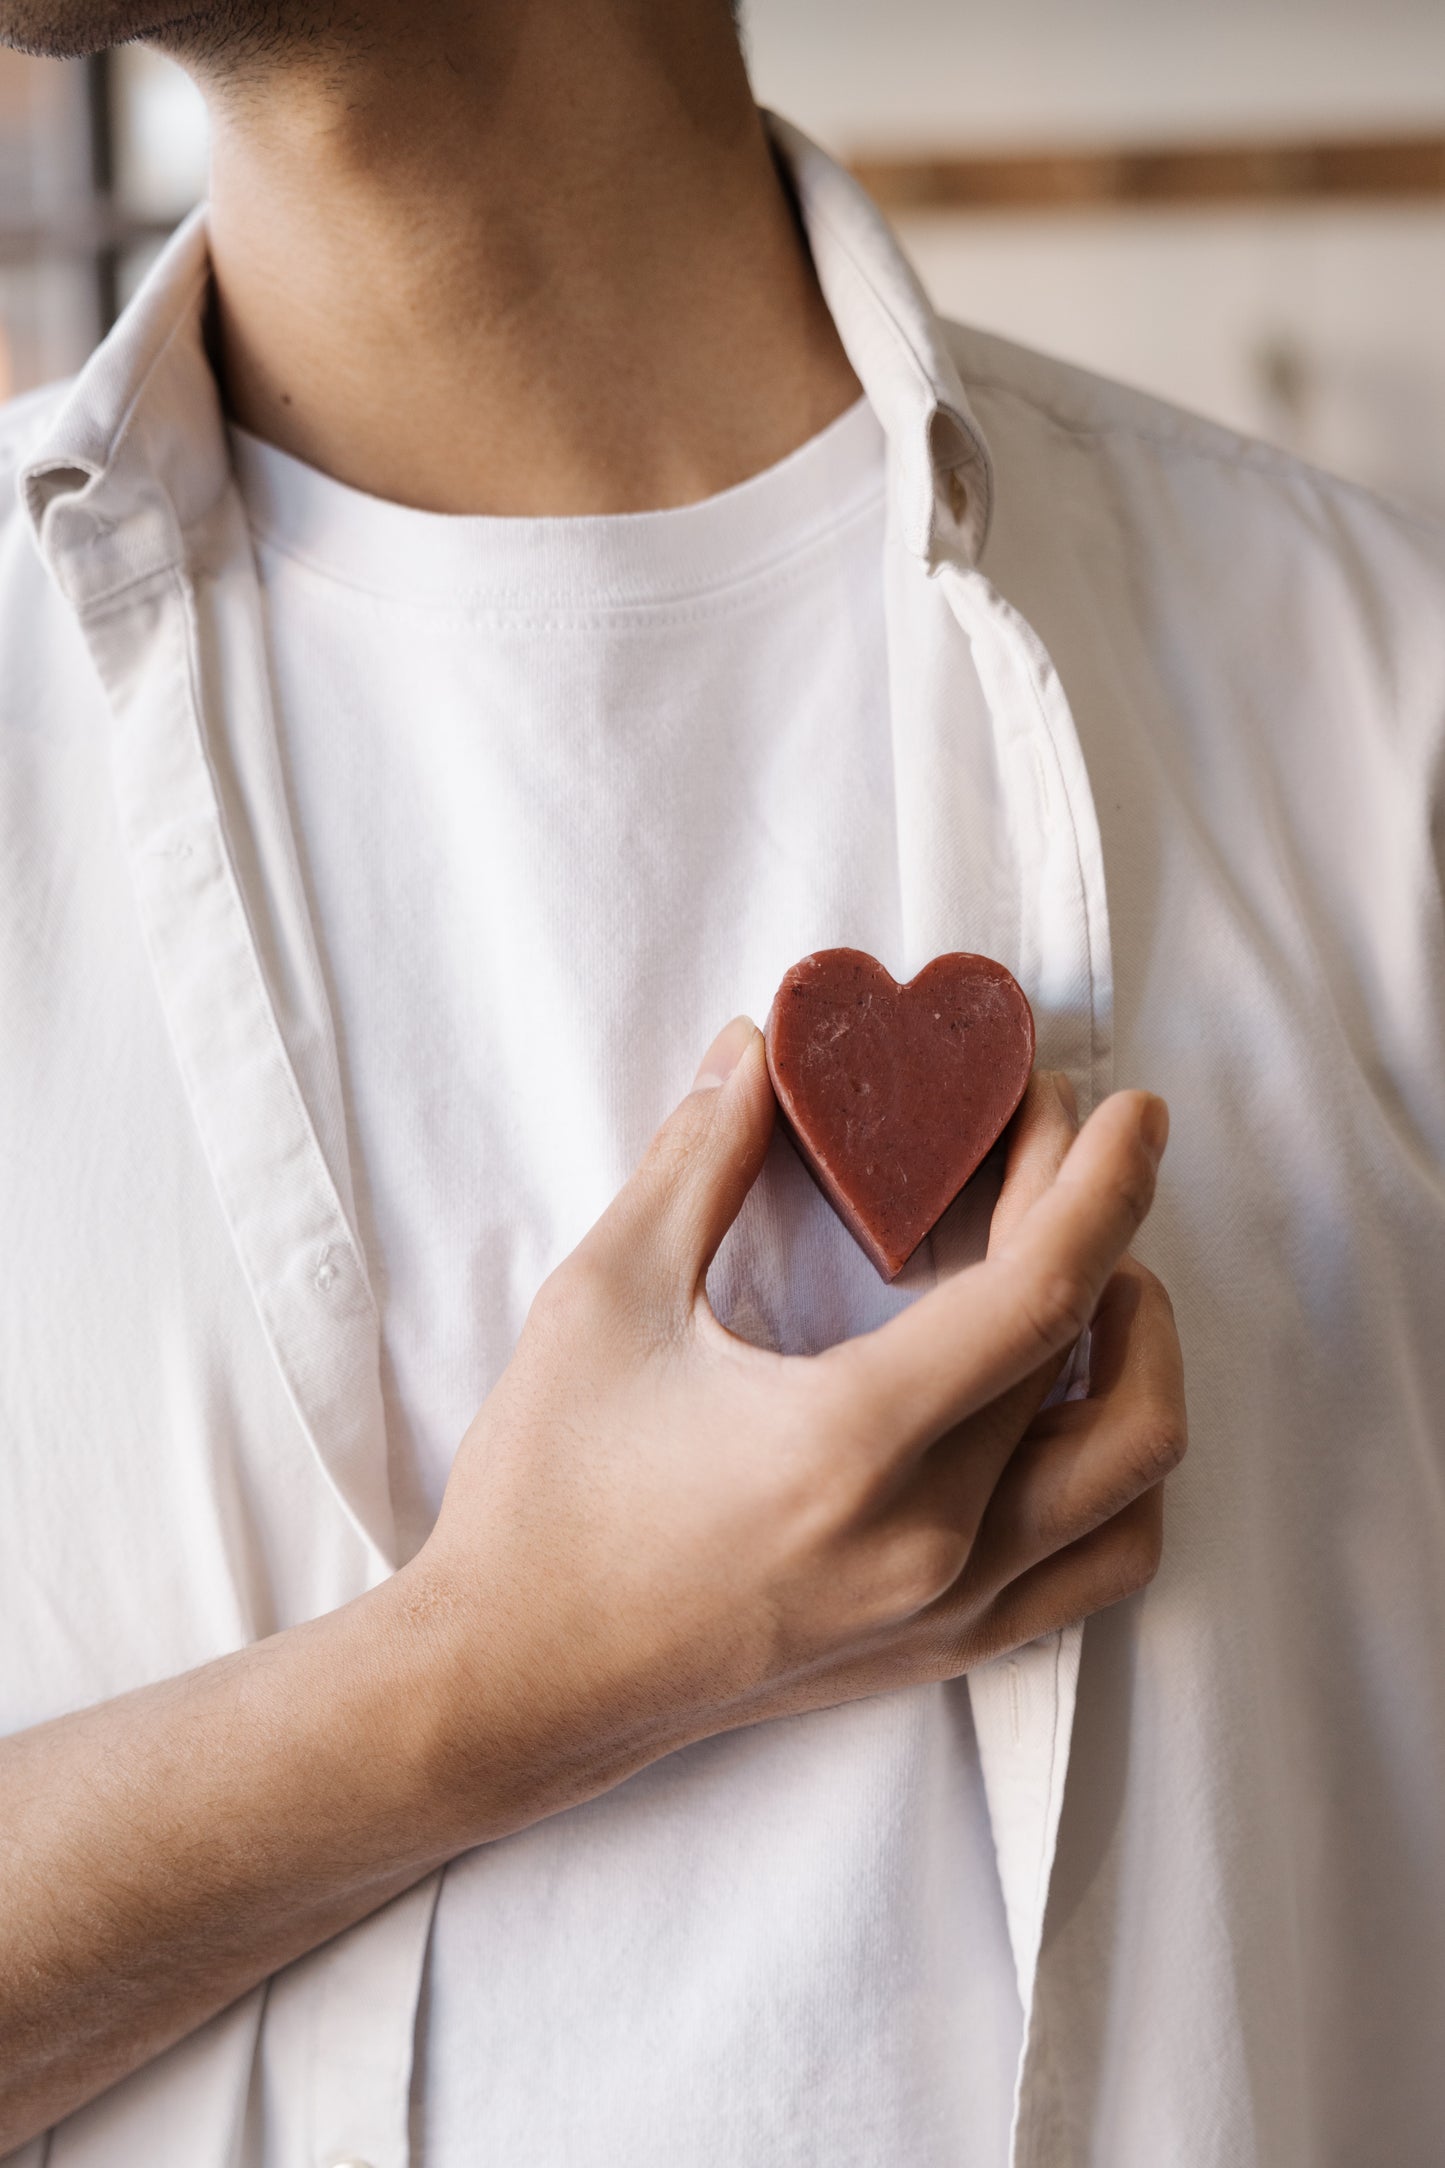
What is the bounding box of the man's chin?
[0,1,183,57]
[0,0,307,60]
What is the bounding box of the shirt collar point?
[763,113,997,564]
[18,203,215,573]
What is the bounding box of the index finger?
[816,1088,1169,1460]
[986,1066,1080,1253]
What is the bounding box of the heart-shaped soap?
[764,948,1036,1281]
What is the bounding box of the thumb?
[589,1016,776,1304]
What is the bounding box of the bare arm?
[0,1583,462,2139]
[0,1023,1184,2148]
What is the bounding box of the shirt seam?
[964,370,1445,544]
[238,482,887,626]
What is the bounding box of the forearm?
[0,1574,469,2149]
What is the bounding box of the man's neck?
[189,0,862,516]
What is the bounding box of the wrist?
[367,1544,694,1857]
[326,1563,489,1864]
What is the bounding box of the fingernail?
[691,1015,757,1092]
[1140,1094,1170,1163]
[1053,1069,1079,1123]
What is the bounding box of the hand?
[0,1019,1185,2145]
[410,1017,1186,1831]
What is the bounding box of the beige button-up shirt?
[4,115,1444,2168]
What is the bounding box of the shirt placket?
[886,519,1115,2162]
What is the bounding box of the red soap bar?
[764,948,1036,1282]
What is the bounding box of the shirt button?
[328,2157,375,2167]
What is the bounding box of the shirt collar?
[766,113,992,563]
[18,114,993,602]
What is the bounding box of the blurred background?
[2,0,1443,513]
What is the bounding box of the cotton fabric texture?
[3,112,1445,2168]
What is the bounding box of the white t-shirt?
[231,402,1021,2166]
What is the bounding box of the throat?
[195,0,863,515]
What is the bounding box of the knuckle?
[1028,1481,1082,1561]
[1021,1266,1095,1353]
[1126,1404,1189,1487]
[1114,1149,1159,1228]
[526,1259,573,1330]
[922,1623,985,1685]
[1105,1508,1164,1602]
[1130,1257,1170,1306]
[527,1245,620,1342]
[1137,1264,1181,1337]
[761,1375,876,1523]
[949,1485,991,1562]
[781,1375,864,1500]
[809,1339,892,1452]
[881,1525,969,1621]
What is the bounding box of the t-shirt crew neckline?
[227,394,886,614]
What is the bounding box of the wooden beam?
[851,133,1445,214]
[0,212,176,267]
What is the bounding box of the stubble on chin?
[0,0,348,65]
